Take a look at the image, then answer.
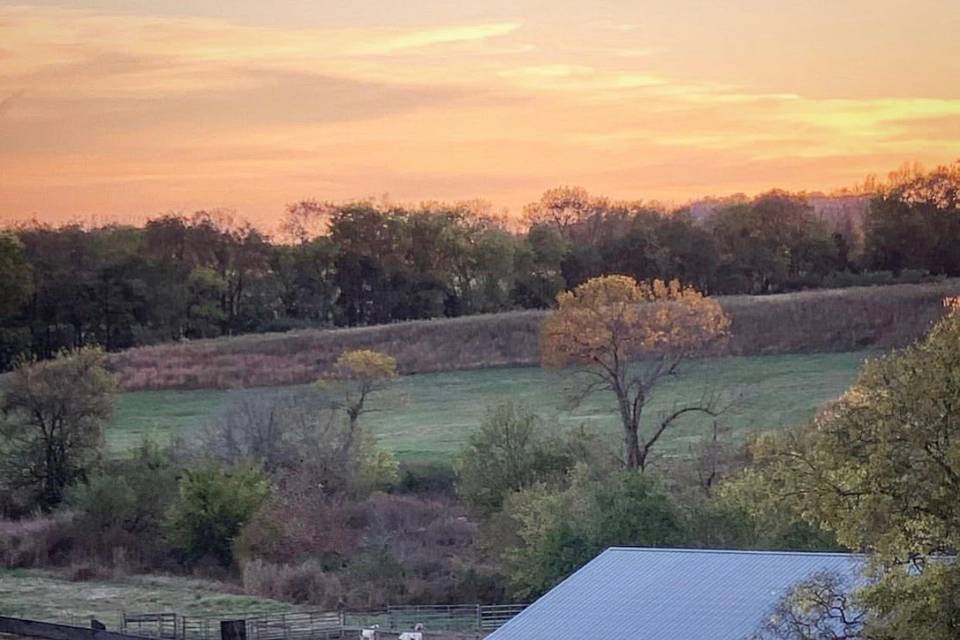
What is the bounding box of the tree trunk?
[616,389,643,470]
[625,426,642,469]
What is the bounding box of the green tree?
[0,232,33,319]
[709,191,837,293]
[0,232,34,371]
[745,299,960,636]
[512,224,568,308]
[271,237,338,324]
[752,302,960,557]
[455,402,577,513]
[167,462,271,566]
[0,348,115,511]
[864,161,960,275]
[504,469,684,597]
[68,440,179,563]
[860,563,960,640]
[185,267,227,337]
[713,467,838,551]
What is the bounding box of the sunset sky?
[1,0,959,227]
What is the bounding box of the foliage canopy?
[542,275,730,468]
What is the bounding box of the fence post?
[475,605,481,631]
[220,620,246,640]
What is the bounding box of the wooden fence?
[123,613,342,640]
[0,616,153,640]
[122,604,527,640]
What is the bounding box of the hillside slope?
[109,352,867,459]
[110,280,960,391]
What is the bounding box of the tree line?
[1,161,958,371]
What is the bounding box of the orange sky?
[1,1,959,228]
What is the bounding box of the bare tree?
[690,420,742,496]
[752,571,868,640]
[201,385,395,496]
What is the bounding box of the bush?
[503,468,685,598]
[235,473,358,568]
[0,515,73,568]
[65,561,112,582]
[201,388,397,497]
[395,462,457,496]
[455,402,590,513]
[67,441,179,567]
[167,462,271,566]
[238,480,494,608]
[242,559,344,606]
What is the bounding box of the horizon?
[1,1,959,227]
[0,179,876,235]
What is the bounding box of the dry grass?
[109,280,960,391]
[0,569,289,627]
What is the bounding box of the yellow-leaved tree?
[327,349,398,427]
[321,349,398,457]
[542,275,730,470]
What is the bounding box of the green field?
[0,570,288,628]
[110,351,869,462]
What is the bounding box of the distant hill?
[109,280,960,391]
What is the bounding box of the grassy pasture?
[109,351,868,462]
[0,570,288,628]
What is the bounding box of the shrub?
[395,462,457,496]
[235,473,358,567]
[201,388,397,497]
[238,482,492,608]
[65,561,111,582]
[242,559,343,606]
[167,462,271,566]
[67,441,179,567]
[0,515,73,568]
[455,402,588,513]
[503,468,685,598]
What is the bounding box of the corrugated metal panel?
[487,547,865,640]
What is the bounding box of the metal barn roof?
[488,547,865,640]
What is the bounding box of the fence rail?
[0,616,153,640]
[477,605,527,632]
[123,603,526,640]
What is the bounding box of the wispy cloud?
[350,22,520,54]
[499,64,665,92]
[0,3,958,224]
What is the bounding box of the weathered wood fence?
[121,604,527,640]
[0,616,154,640]
[122,613,343,640]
